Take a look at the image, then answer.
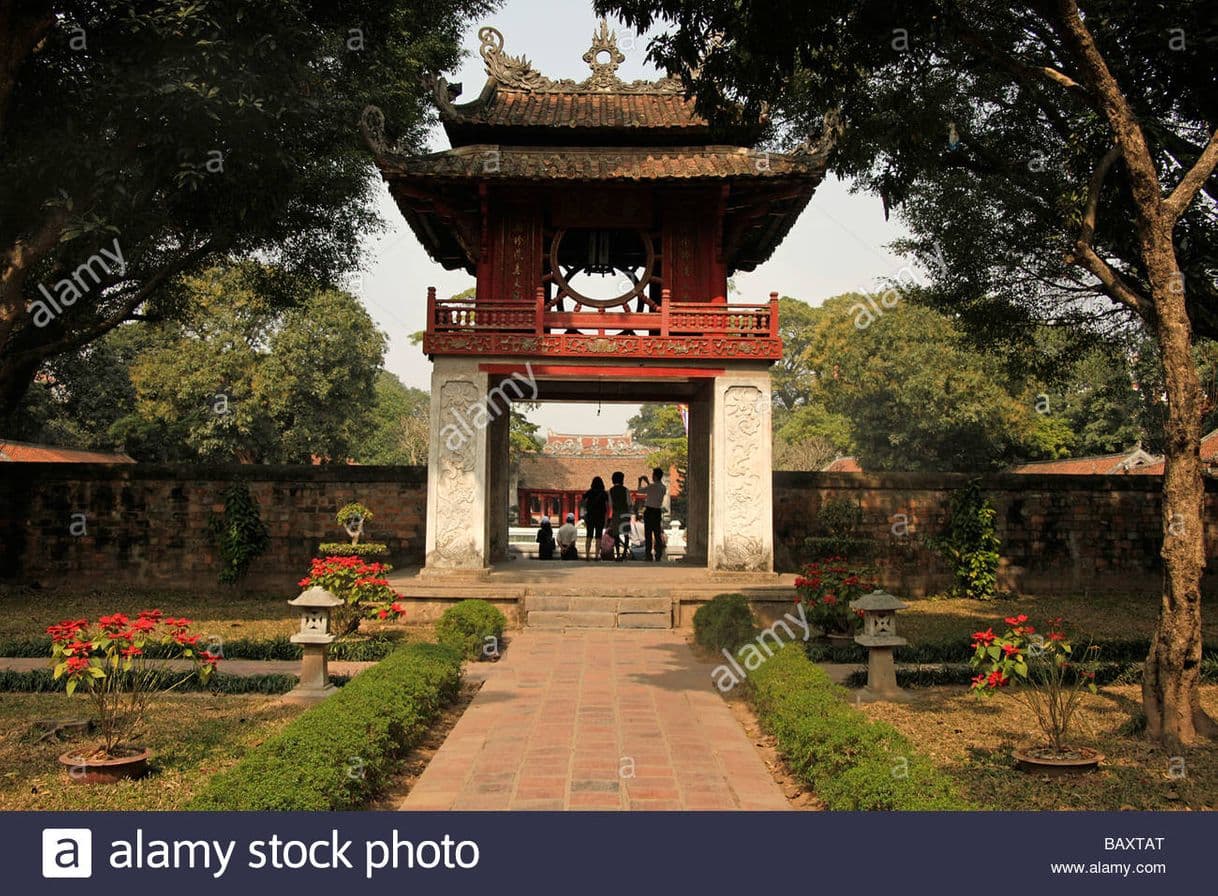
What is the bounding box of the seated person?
[556,513,580,561]
[627,513,646,560]
[536,518,556,560]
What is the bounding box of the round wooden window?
[548,228,656,310]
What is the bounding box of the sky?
[352,0,911,435]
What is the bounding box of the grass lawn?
[0,585,423,646]
[0,692,300,810]
[857,683,1218,810]
[895,591,1218,645]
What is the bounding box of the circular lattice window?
[548,228,657,310]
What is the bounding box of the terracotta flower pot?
[1012,745,1103,775]
[59,747,151,784]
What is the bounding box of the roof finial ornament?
[582,19,626,91]
[479,25,546,91]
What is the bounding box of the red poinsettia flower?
[1002,643,1020,657]
[971,628,996,647]
[120,646,142,658]
[65,656,90,674]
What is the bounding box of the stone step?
[613,595,671,613]
[527,610,618,629]
[617,612,671,629]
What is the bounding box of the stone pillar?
[486,378,511,563]
[685,383,711,565]
[424,358,490,572]
[709,369,774,572]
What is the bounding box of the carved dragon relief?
[429,381,482,568]
[476,23,685,95]
[719,385,771,571]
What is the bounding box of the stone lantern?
[850,589,911,702]
[285,586,344,703]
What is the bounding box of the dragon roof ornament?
[477,22,685,95]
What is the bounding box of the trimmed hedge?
[187,642,462,810]
[842,654,1218,689]
[747,643,968,810]
[693,594,759,652]
[435,599,506,660]
[318,542,389,557]
[0,634,400,662]
[0,668,319,694]
[804,638,1218,666]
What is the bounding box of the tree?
[0,0,491,416]
[628,403,687,476]
[602,0,1218,743]
[356,371,430,466]
[125,264,385,462]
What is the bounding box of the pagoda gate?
[364,23,826,575]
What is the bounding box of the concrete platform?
[387,561,798,629]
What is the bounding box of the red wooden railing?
[426,287,780,340]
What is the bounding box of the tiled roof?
[381,144,823,182]
[519,454,650,492]
[448,88,706,131]
[1134,429,1218,476]
[1009,447,1160,475]
[0,440,135,463]
[823,456,863,473]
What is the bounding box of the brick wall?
[3,465,1214,597]
[0,464,427,591]
[774,471,1218,596]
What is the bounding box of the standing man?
[643,466,667,561]
[608,471,632,561]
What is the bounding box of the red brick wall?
[3,466,1213,598]
[774,471,1218,596]
[0,465,426,592]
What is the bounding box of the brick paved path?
[400,629,788,811]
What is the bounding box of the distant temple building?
[516,431,679,525]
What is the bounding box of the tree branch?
[1077,144,1121,250]
[1165,128,1218,222]
[5,241,221,368]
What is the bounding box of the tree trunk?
[1141,230,1216,746]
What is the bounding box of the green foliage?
[435,600,507,661]
[0,669,314,695]
[353,372,430,466]
[187,643,461,810]
[317,542,389,558]
[0,634,399,662]
[746,643,968,810]
[804,497,870,560]
[932,481,1002,600]
[209,484,270,585]
[693,594,759,652]
[0,0,494,415]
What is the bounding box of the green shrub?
[931,480,1001,600]
[317,542,389,557]
[187,643,461,810]
[435,600,506,661]
[0,634,400,661]
[693,594,759,652]
[209,483,270,585]
[746,643,968,810]
[0,668,314,694]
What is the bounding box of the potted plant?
[794,558,873,644]
[297,555,407,635]
[969,614,1103,773]
[319,502,389,559]
[47,610,218,783]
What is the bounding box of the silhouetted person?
[536,518,555,561]
[609,471,631,560]
[643,466,666,561]
[581,476,609,561]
